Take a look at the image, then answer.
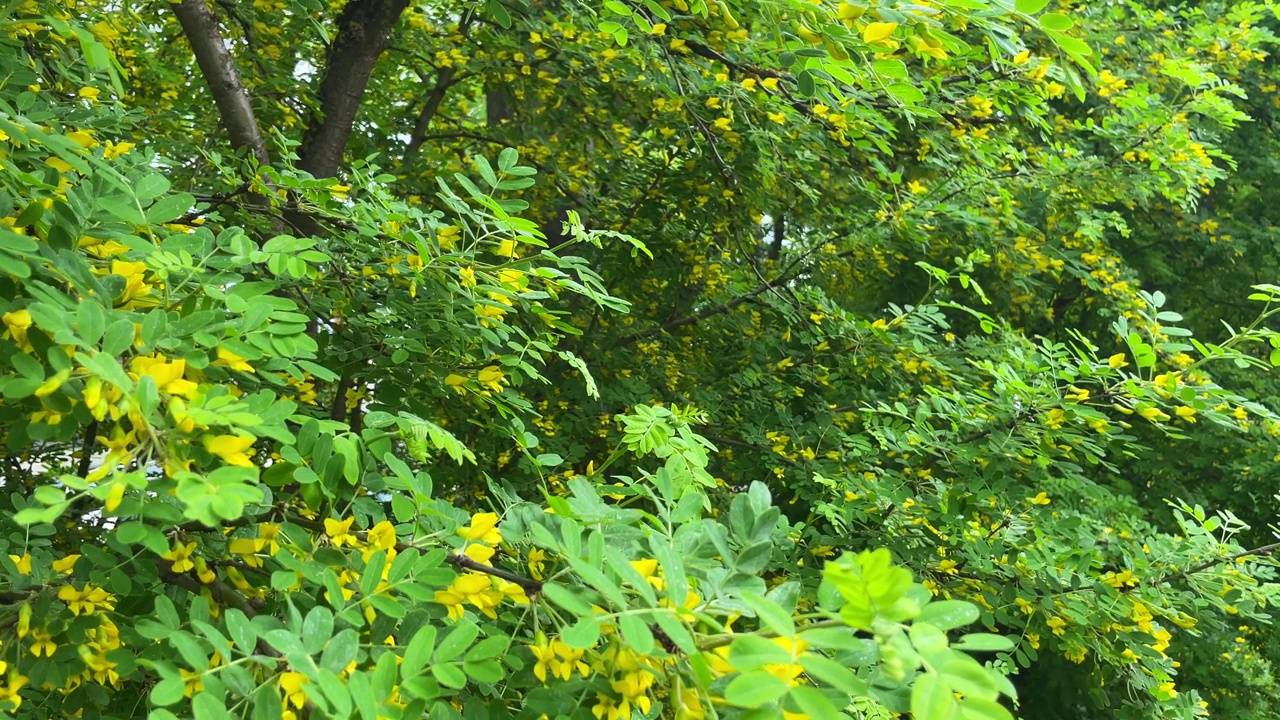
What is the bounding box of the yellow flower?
[1139,406,1169,423]
[592,692,622,720]
[1046,616,1067,636]
[1103,570,1138,589]
[1175,405,1197,422]
[611,670,654,715]
[463,543,495,565]
[111,260,154,305]
[30,627,56,657]
[0,672,28,709]
[862,21,898,44]
[437,225,460,249]
[162,541,198,573]
[204,434,255,467]
[436,574,502,620]
[1107,353,1128,369]
[279,672,309,709]
[529,632,556,682]
[324,517,359,547]
[103,141,135,160]
[367,521,397,551]
[459,266,476,287]
[761,77,779,92]
[2,308,33,351]
[1030,492,1051,506]
[67,130,97,148]
[458,512,502,545]
[181,668,204,697]
[214,347,254,372]
[8,553,31,575]
[58,584,116,615]
[132,355,197,398]
[477,366,505,392]
[52,554,80,573]
[445,373,468,393]
[78,87,101,101]
[630,558,665,591]
[527,547,546,580]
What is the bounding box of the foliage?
[5,0,1280,719]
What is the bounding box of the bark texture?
[171,0,271,166]
[298,0,410,179]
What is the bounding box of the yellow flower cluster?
[434,513,529,620]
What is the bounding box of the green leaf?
[321,629,360,674]
[402,624,439,677]
[169,631,209,670]
[651,611,697,654]
[302,606,334,654]
[1051,32,1093,58]
[799,654,868,695]
[147,192,196,224]
[542,582,595,616]
[725,670,788,707]
[619,613,655,654]
[959,696,1015,720]
[1015,0,1048,12]
[918,600,979,630]
[156,596,181,629]
[887,83,925,104]
[433,662,468,688]
[225,608,257,654]
[150,677,187,707]
[789,686,841,720]
[1038,12,1072,30]
[136,173,172,200]
[909,622,949,653]
[872,59,908,79]
[912,672,955,720]
[562,617,601,649]
[742,592,795,637]
[728,634,792,670]
[193,693,233,720]
[940,658,999,701]
[953,633,1016,652]
[435,619,478,663]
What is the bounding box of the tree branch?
[298,0,410,179]
[402,66,457,165]
[1154,541,1280,586]
[447,553,543,595]
[171,0,270,166]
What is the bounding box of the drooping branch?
[298,0,410,179]
[402,66,457,165]
[1154,541,1280,586]
[171,0,270,166]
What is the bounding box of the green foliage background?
[4,0,1280,718]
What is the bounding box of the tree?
[2,0,1280,719]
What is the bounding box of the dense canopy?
[4,0,1280,719]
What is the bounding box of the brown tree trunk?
[297,0,410,179]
